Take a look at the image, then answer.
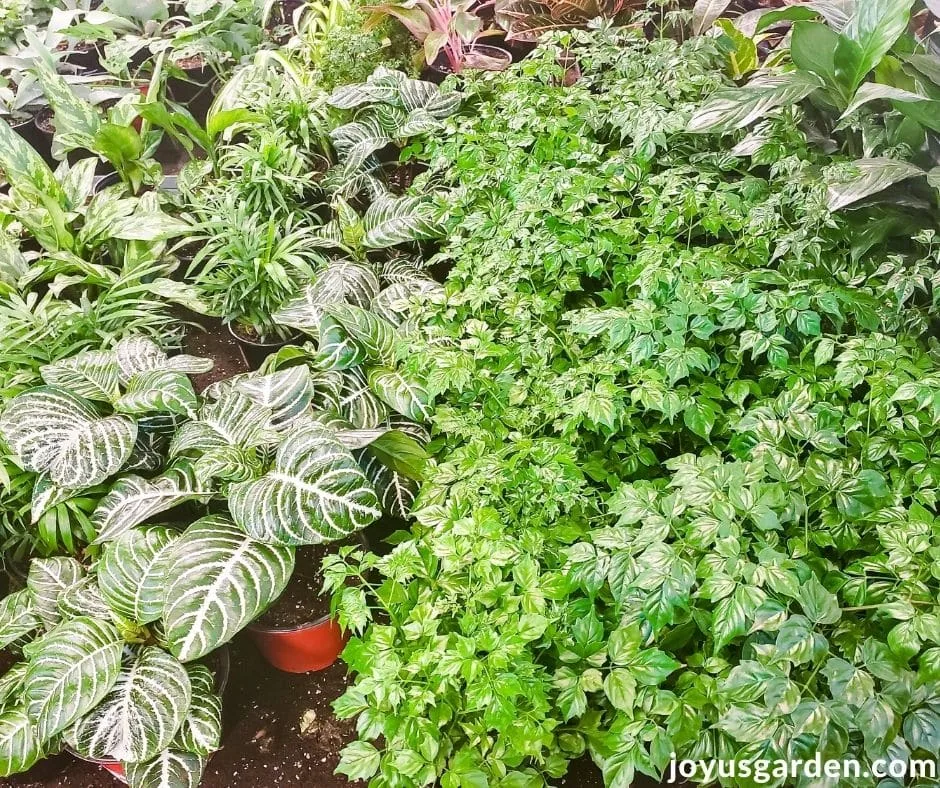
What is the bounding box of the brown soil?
[256,540,357,629]
[7,635,363,788]
[34,108,54,135]
[180,313,250,392]
[174,55,207,71]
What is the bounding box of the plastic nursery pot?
[10,111,53,165]
[227,323,301,370]
[167,56,218,124]
[57,39,102,72]
[424,44,513,84]
[66,646,231,782]
[248,535,370,674]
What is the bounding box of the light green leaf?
[336,741,381,781]
[827,157,924,210]
[367,367,431,422]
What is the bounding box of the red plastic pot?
[247,614,348,673]
[248,534,370,673]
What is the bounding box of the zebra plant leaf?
[233,367,314,430]
[0,663,27,710]
[92,464,202,544]
[229,423,381,546]
[362,194,443,249]
[57,577,112,622]
[124,750,206,788]
[0,708,42,777]
[317,315,369,371]
[115,371,199,419]
[98,526,181,624]
[24,616,123,741]
[169,390,276,458]
[40,351,120,402]
[27,557,85,629]
[114,337,213,385]
[31,475,74,523]
[325,304,397,364]
[162,517,295,662]
[0,387,137,489]
[72,646,192,763]
[331,116,394,174]
[339,368,388,429]
[0,591,41,650]
[172,665,221,756]
[360,453,419,519]
[273,261,380,334]
[367,367,431,422]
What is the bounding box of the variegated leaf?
[40,351,120,402]
[0,591,41,650]
[31,475,73,524]
[27,557,85,629]
[0,387,136,489]
[193,446,262,486]
[115,371,199,419]
[72,646,192,763]
[163,517,295,662]
[273,261,380,334]
[0,708,42,777]
[367,367,431,422]
[57,577,112,622]
[234,367,314,430]
[362,194,443,249]
[24,616,123,741]
[331,116,394,174]
[92,464,202,543]
[317,315,368,371]
[339,368,388,429]
[360,453,418,519]
[328,81,399,109]
[114,337,213,385]
[229,423,381,546]
[0,663,27,710]
[97,526,181,624]
[372,281,438,326]
[172,665,221,756]
[0,116,63,205]
[324,304,397,364]
[124,750,206,788]
[169,390,276,458]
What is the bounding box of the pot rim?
[226,322,299,348]
[248,532,371,635]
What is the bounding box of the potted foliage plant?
[363,0,511,78]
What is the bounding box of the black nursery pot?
[167,56,218,124]
[58,40,102,71]
[10,111,53,165]
[227,324,301,370]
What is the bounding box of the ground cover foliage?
[330,26,940,788]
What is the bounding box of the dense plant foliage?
[330,26,940,788]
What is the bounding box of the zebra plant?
[0,336,213,531]
[327,66,461,177]
[0,511,290,785]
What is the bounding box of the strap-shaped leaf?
[229,423,381,546]
[362,194,442,249]
[92,464,202,544]
[72,646,192,763]
[27,557,85,629]
[0,591,41,649]
[234,367,314,430]
[124,750,206,788]
[325,304,397,363]
[114,337,213,386]
[98,526,181,624]
[115,371,199,419]
[339,368,388,429]
[163,517,295,662]
[41,351,120,402]
[0,708,42,777]
[0,387,137,489]
[172,665,221,756]
[57,577,112,622]
[273,261,380,334]
[24,616,123,741]
[687,71,825,133]
[367,367,431,422]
